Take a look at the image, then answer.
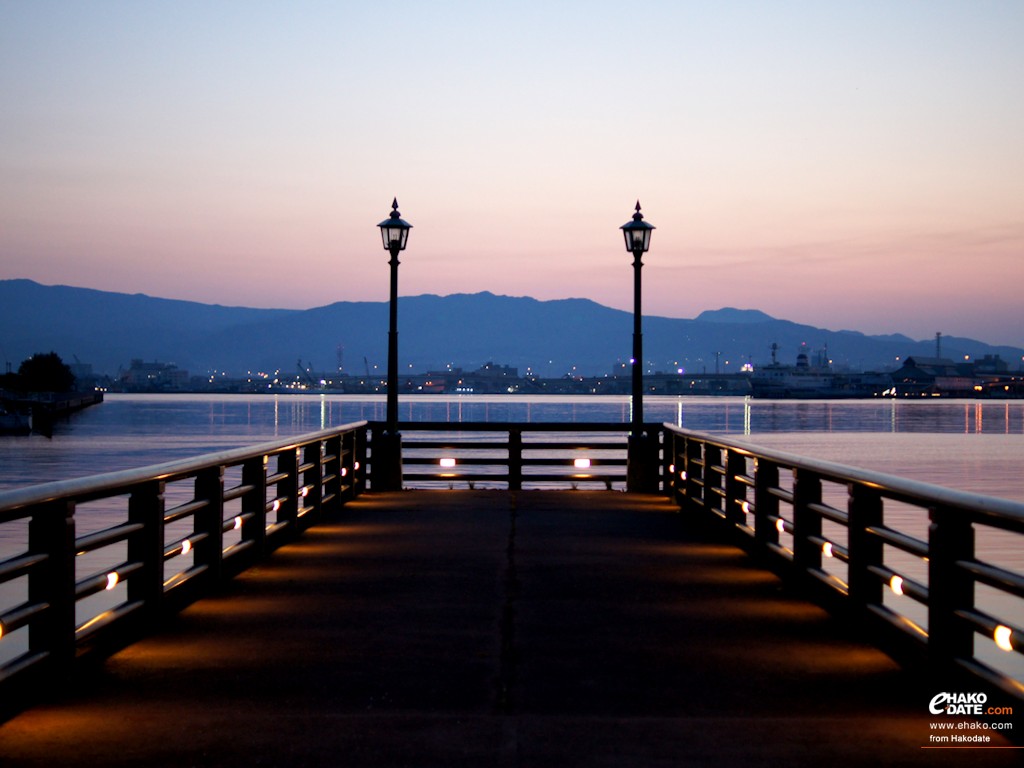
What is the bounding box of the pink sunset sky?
[2,2,1023,347]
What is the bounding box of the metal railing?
[0,422,366,693]
[664,424,1024,704]
[4,418,1022,713]
[368,421,663,490]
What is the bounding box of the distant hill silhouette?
[1,279,1020,378]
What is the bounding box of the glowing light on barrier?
[300,486,309,498]
[105,572,119,591]
[271,499,282,513]
[341,467,348,477]
[994,625,1014,652]
[668,464,675,474]
[775,518,785,533]
[354,462,361,471]
[822,542,833,558]
[440,458,456,468]
[574,458,591,469]
[890,575,904,596]
[0,620,5,640]
[741,501,751,515]
[680,470,687,481]
[233,516,243,531]
[180,539,192,555]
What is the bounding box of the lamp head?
[620,200,654,254]
[378,198,412,252]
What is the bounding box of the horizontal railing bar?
[955,609,1024,654]
[164,498,209,524]
[163,532,209,560]
[403,473,623,483]
[807,501,848,525]
[75,560,144,600]
[74,600,145,643]
[220,511,252,533]
[75,522,145,555]
[402,441,628,451]
[163,564,209,592]
[389,421,640,432]
[402,457,626,467]
[0,551,47,583]
[223,483,256,503]
[0,600,49,635]
[957,559,1024,598]
[866,604,930,644]
[865,525,929,558]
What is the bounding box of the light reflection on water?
[1,393,1022,489]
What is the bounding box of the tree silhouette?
[17,352,76,393]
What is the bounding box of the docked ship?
[749,345,889,399]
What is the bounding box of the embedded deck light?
[994,624,1014,652]
[890,575,904,596]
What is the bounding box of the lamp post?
[621,201,655,492]
[376,198,412,490]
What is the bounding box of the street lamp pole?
[621,201,655,491]
[376,198,412,489]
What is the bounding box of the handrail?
[663,423,1024,705]
[0,421,368,696]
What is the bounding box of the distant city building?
[120,359,189,391]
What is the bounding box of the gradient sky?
[2,1,1023,348]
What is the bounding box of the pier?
[1,422,1022,764]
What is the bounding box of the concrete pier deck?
[0,491,1017,766]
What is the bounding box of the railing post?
[28,500,76,673]
[301,441,324,529]
[671,431,686,506]
[754,459,780,547]
[355,427,368,495]
[725,450,747,528]
[508,429,523,491]
[276,448,300,536]
[371,423,403,491]
[127,480,167,623]
[705,444,723,517]
[324,434,344,512]
[194,466,225,586]
[928,504,974,669]
[847,484,883,610]
[792,468,822,573]
[683,437,703,513]
[241,456,268,556]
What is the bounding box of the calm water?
[2,394,1022,500]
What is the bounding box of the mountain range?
[1,279,1020,378]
